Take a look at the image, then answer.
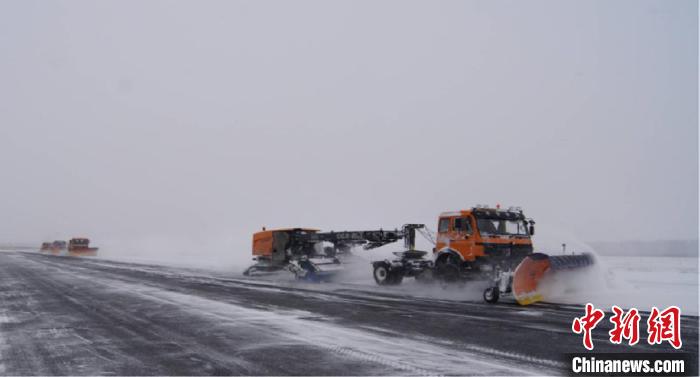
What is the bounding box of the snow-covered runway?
[0,251,696,375]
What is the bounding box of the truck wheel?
[483,287,500,304]
[373,263,392,285]
[436,255,461,284]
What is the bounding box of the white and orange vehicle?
[67,238,98,256]
[371,206,593,304]
[247,205,593,305]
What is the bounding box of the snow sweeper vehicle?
[244,224,429,281]
[67,238,98,256]
[49,240,67,255]
[371,206,595,305]
[245,205,594,305]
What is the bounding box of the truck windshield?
[476,218,529,236]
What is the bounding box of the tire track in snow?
[18,252,698,375]
[43,267,547,376]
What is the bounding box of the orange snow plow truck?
[423,206,594,305]
[67,238,99,256]
[40,239,98,256]
[245,205,594,305]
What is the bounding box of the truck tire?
[483,287,500,303]
[436,254,461,284]
[373,263,392,285]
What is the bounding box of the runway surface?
[0,251,696,375]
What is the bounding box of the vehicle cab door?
[450,216,476,260]
[435,217,451,252]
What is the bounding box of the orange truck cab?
[68,238,99,256]
[432,206,535,280]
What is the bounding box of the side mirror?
[529,225,535,236]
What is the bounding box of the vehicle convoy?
[40,238,98,256]
[49,240,67,255]
[245,205,594,305]
[67,238,99,256]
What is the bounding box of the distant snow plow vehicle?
[39,242,52,252]
[246,205,594,305]
[67,238,98,256]
[50,240,67,255]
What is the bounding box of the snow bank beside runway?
[94,233,253,273]
[335,241,699,315]
[344,254,699,315]
[541,256,698,315]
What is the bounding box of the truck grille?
[480,243,533,258]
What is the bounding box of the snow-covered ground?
[87,228,700,317]
[1,250,696,376]
[0,252,586,375]
[91,244,699,315]
[75,229,700,316]
[541,255,698,315]
[344,254,699,315]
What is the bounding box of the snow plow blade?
[512,253,594,305]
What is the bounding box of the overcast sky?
[0,0,697,252]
